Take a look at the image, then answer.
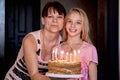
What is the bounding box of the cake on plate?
[47,48,81,74]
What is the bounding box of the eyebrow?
[66,18,82,22]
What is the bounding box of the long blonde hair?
[62,8,92,44]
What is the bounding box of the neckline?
[59,41,84,52]
[39,30,48,63]
[39,30,61,63]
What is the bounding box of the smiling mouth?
[69,28,77,32]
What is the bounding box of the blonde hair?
[62,8,92,44]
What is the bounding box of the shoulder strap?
[29,30,40,40]
[29,30,40,50]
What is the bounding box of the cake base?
[48,60,81,74]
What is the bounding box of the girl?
[53,8,98,80]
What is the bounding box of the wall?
[118,0,120,80]
[0,0,5,79]
[0,0,5,58]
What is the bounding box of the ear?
[41,17,44,25]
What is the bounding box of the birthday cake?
[48,60,81,74]
[47,48,81,74]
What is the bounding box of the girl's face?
[65,11,83,37]
[42,9,64,33]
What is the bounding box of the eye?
[47,15,53,18]
[76,22,81,24]
[67,20,72,23]
[57,15,63,19]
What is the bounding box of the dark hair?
[42,1,66,17]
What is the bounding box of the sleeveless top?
[4,30,62,80]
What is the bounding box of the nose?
[71,22,75,27]
[53,17,57,22]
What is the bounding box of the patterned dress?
[4,30,62,80]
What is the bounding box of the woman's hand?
[67,79,74,80]
[31,72,51,80]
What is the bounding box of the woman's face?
[42,9,64,33]
[65,11,83,37]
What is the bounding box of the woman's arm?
[23,34,50,80]
[88,61,97,80]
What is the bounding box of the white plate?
[46,72,84,78]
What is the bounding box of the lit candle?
[70,53,72,62]
[73,50,78,62]
[65,52,68,61]
[52,50,55,60]
[60,50,64,60]
[55,48,58,60]
[77,50,80,61]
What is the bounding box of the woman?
[4,1,66,80]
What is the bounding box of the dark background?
[0,0,118,80]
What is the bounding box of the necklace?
[65,41,83,52]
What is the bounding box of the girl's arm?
[23,34,50,80]
[88,61,97,80]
